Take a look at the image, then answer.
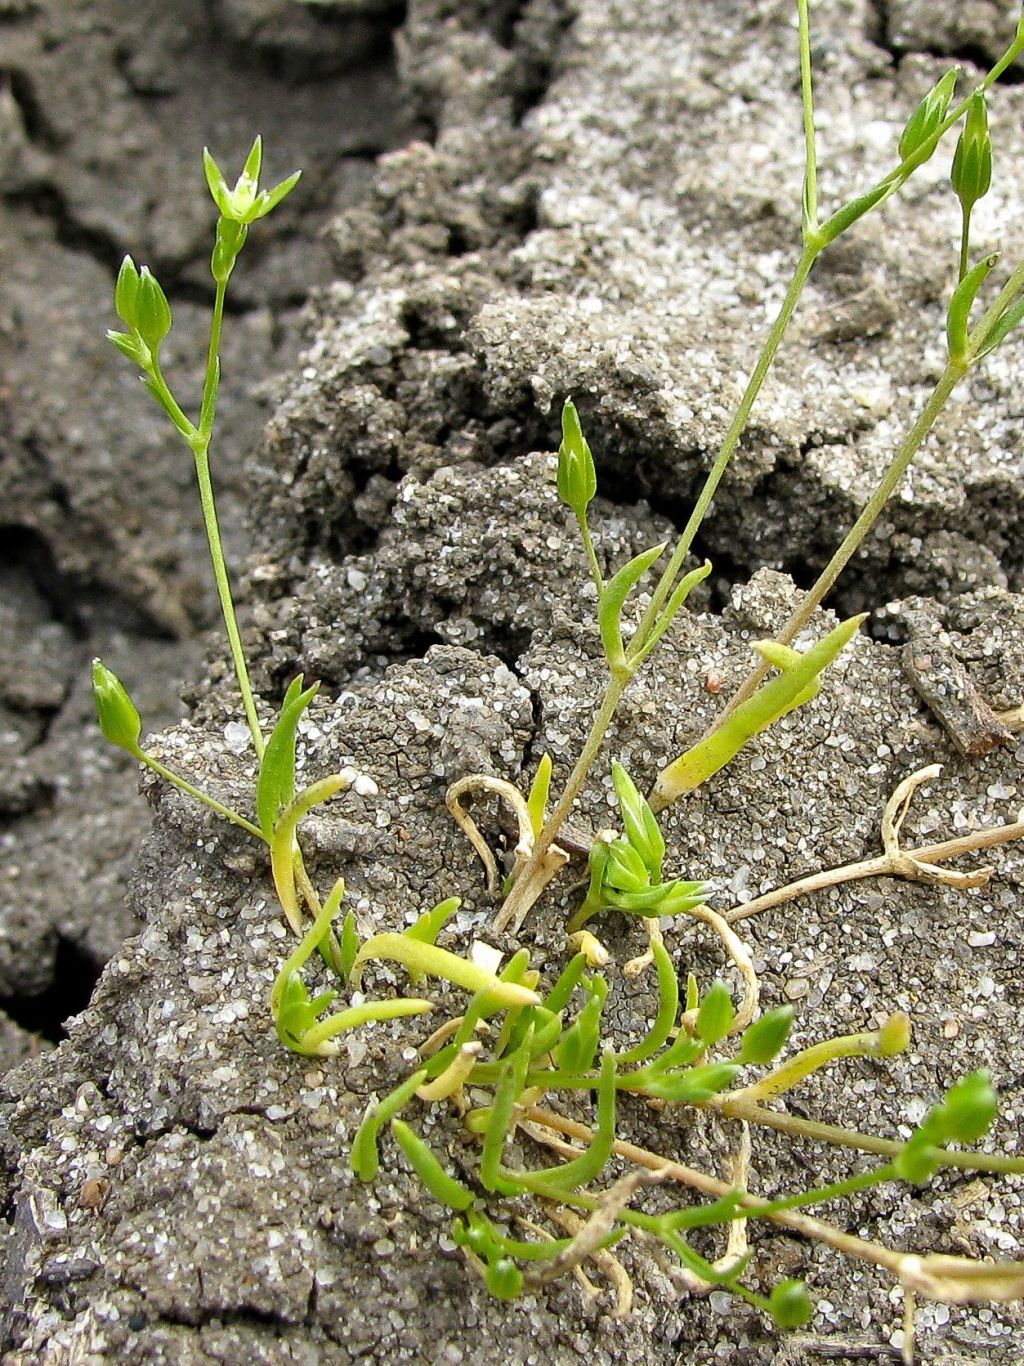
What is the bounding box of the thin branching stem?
[709,357,966,730]
[188,277,265,760]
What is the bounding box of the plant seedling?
[93,1,1024,1339]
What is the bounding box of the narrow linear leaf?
[390,1119,475,1211]
[257,675,320,838]
[598,543,667,671]
[947,253,998,361]
[652,613,866,807]
[352,934,541,1008]
[351,1068,428,1182]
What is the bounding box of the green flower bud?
[768,1279,813,1330]
[737,1005,794,1065]
[556,399,597,520]
[611,761,665,879]
[898,67,958,161]
[929,1070,998,1145]
[696,980,735,1047]
[91,659,142,754]
[951,93,992,214]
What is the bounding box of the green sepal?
[256,675,319,838]
[696,980,735,1047]
[556,399,597,519]
[768,1279,813,1330]
[91,659,143,753]
[898,67,959,160]
[390,1119,475,1211]
[351,1068,429,1182]
[736,1005,794,1065]
[638,1062,740,1104]
[947,253,998,362]
[106,329,149,369]
[211,216,249,284]
[204,137,301,227]
[598,542,667,672]
[114,255,141,327]
[133,267,172,350]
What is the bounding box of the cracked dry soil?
[4,0,1024,1363]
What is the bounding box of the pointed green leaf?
[696,980,735,1047]
[256,675,319,838]
[611,761,664,879]
[390,1119,475,1211]
[653,613,867,805]
[598,542,667,671]
[947,253,998,361]
[737,1005,794,1065]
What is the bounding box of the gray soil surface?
[3,0,1024,1362]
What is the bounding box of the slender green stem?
[968,253,1024,352]
[189,440,265,759]
[134,748,265,840]
[633,242,820,656]
[185,277,265,759]
[797,0,818,237]
[495,672,629,928]
[146,364,197,442]
[199,280,226,442]
[717,1095,1024,1175]
[578,517,604,595]
[959,211,971,283]
[710,356,966,727]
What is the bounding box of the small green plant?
[94,4,1024,1346]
